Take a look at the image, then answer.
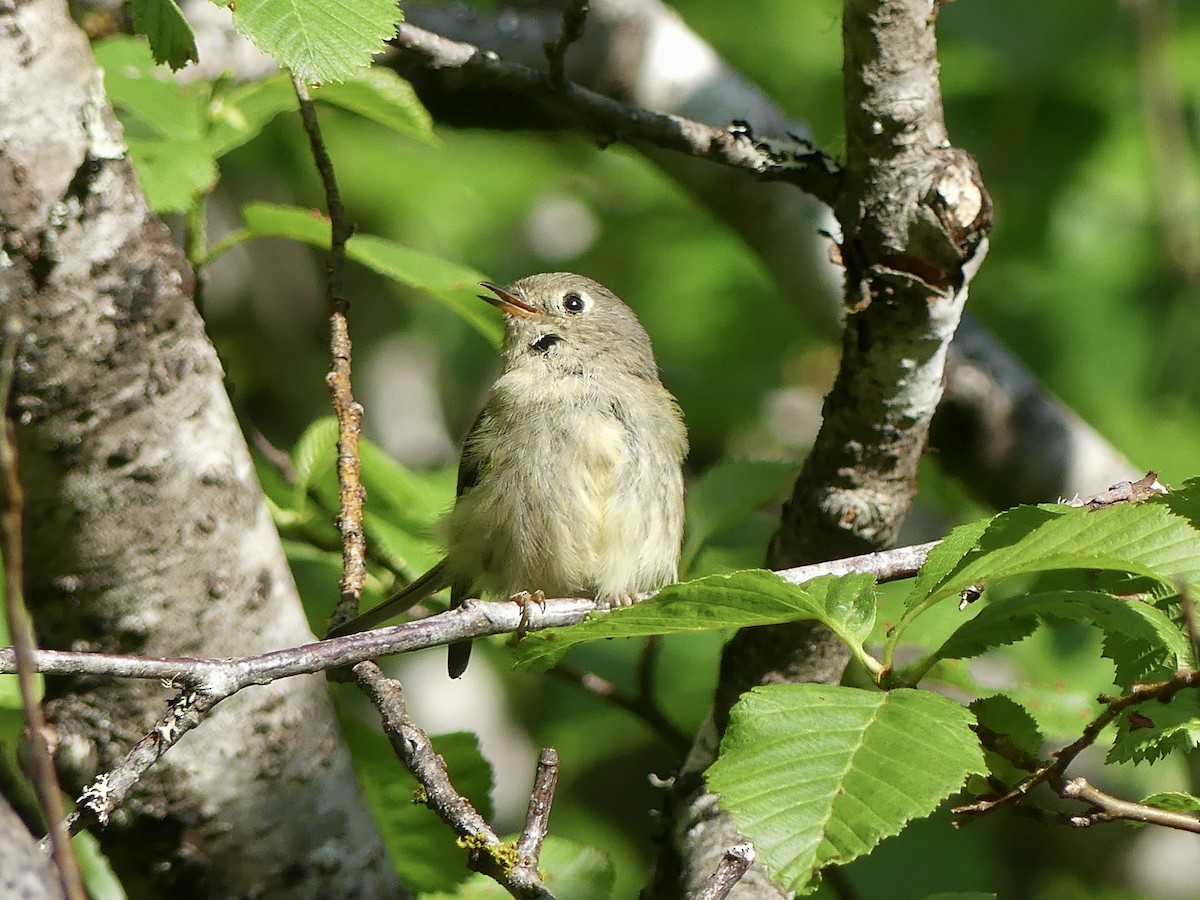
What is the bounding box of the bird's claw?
[510,589,547,638]
[598,592,639,610]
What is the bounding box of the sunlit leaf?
[708,685,985,894]
[232,0,400,83]
[131,0,198,70]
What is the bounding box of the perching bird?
[328,273,688,677]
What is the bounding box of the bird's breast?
[448,366,682,601]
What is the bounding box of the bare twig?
[0,321,86,899]
[391,21,841,207]
[354,662,557,899]
[291,73,366,628]
[46,686,221,842]
[513,747,559,882]
[544,0,589,88]
[693,841,755,900]
[1,540,941,682]
[549,661,689,751]
[954,670,1200,824]
[1057,777,1200,832]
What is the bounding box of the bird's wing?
[455,407,490,497]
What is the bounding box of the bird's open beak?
[479,282,539,319]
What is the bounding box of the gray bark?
[0,1,402,896]
[0,795,64,900]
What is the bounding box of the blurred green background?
[20,0,1196,897]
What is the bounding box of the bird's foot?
[597,592,641,610]
[509,589,547,636]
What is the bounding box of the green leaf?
[358,439,453,579]
[892,503,1200,662]
[902,516,993,608]
[310,69,434,142]
[95,36,207,140]
[422,835,615,900]
[231,0,400,84]
[1107,689,1200,764]
[343,719,493,895]
[207,76,301,157]
[680,460,798,575]
[708,685,986,894]
[290,417,339,505]
[235,202,502,344]
[361,512,443,583]
[920,504,1200,608]
[922,591,1190,687]
[125,138,219,212]
[0,674,22,708]
[130,0,198,70]
[513,571,878,671]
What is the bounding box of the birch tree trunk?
[0,1,402,896]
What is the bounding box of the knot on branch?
[925,148,992,261]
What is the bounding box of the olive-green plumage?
[329,273,688,677]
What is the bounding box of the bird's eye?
[563,292,586,313]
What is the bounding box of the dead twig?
[512,747,559,884]
[291,73,366,629]
[0,321,86,899]
[692,841,755,900]
[354,662,557,898]
[954,670,1200,825]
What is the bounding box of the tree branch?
[0,540,938,682]
[391,20,842,207]
[544,0,590,88]
[513,748,560,883]
[693,841,755,900]
[354,662,557,899]
[291,75,367,628]
[1057,777,1200,833]
[954,670,1200,824]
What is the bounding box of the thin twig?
[46,686,221,842]
[1056,777,1200,832]
[954,670,1200,823]
[549,660,689,752]
[354,662,557,899]
[693,841,755,900]
[513,747,559,881]
[291,73,366,628]
[390,21,842,207]
[544,0,589,88]
[0,320,86,900]
[1,541,941,682]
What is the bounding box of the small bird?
[329,272,688,677]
